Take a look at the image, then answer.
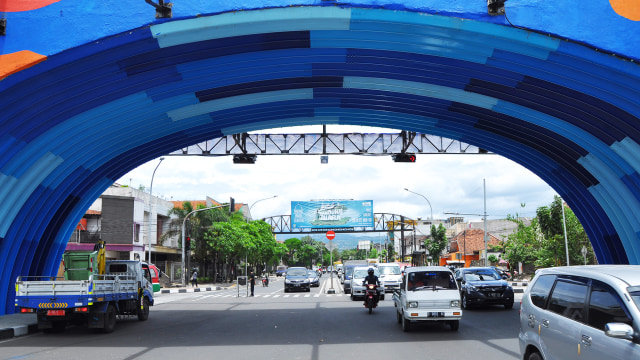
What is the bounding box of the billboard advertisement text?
[291,200,374,230]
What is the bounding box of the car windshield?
[407,271,457,290]
[464,269,501,281]
[287,268,307,276]
[379,266,401,275]
[353,269,379,278]
[307,271,316,277]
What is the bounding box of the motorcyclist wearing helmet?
[362,268,382,303]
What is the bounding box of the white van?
[377,263,402,291]
[393,266,462,331]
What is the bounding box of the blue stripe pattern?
[1,7,640,315]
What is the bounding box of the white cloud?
[119,151,557,223]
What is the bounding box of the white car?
[393,266,462,331]
[378,263,402,291]
[350,267,385,301]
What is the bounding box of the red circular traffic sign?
[326,231,336,240]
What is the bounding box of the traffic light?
[393,153,417,163]
[185,237,191,249]
[233,154,257,164]
[229,197,235,214]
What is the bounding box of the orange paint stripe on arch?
[610,0,640,21]
[0,0,60,12]
[0,50,47,80]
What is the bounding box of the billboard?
[291,200,374,231]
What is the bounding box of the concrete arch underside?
[1,7,640,314]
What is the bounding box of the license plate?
[47,310,65,316]
[294,284,300,287]
[488,293,501,298]
[428,312,444,317]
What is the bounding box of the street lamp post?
[181,203,230,286]
[147,157,164,264]
[248,195,278,220]
[404,188,433,223]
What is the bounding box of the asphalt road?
[0,275,523,360]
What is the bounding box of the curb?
[160,285,233,294]
[0,323,39,341]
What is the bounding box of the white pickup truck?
[393,266,462,331]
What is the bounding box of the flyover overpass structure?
[169,130,486,157]
[1,1,640,315]
[263,213,416,234]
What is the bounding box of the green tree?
[503,215,541,266]
[425,224,448,262]
[536,196,595,266]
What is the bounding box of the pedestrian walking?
[191,269,198,287]
[249,270,255,296]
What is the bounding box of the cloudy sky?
[116,126,558,228]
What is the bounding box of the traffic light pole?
[181,203,230,286]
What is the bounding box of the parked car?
[455,267,514,309]
[393,266,462,331]
[284,267,311,292]
[307,270,319,287]
[342,264,359,294]
[350,267,385,301]
[519,265,640,360]
[378,263,402,292]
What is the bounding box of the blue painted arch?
[2,7,640,315]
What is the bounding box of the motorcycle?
[262,276,269,287]
[363,284,379,314]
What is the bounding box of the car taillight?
[20,308,35,313]
[74,307,89,313]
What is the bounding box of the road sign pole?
[326,231,336,294]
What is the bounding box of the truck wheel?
[103,304,117,333]
[396,310,402,324]
[449,320,460,331]
[138,297,150,321]
[401,313,411,332]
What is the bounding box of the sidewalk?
[0,282,235,341]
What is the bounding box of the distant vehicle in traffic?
[307,270,320,287]
[377,263,402,292]
[284,267,311,292]
[351,267,385,301]
[342,264,359,293]
[276,265,287,277]
[454,267,514,310]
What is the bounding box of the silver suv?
[519,266,640,360]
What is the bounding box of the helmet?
[368,268,374,275]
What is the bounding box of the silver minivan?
[519,266,640,360]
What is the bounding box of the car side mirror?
[502,275,508,280]
[605,323,635,340]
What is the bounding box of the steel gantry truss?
[262,213,416,234]
[168,130,489,157]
